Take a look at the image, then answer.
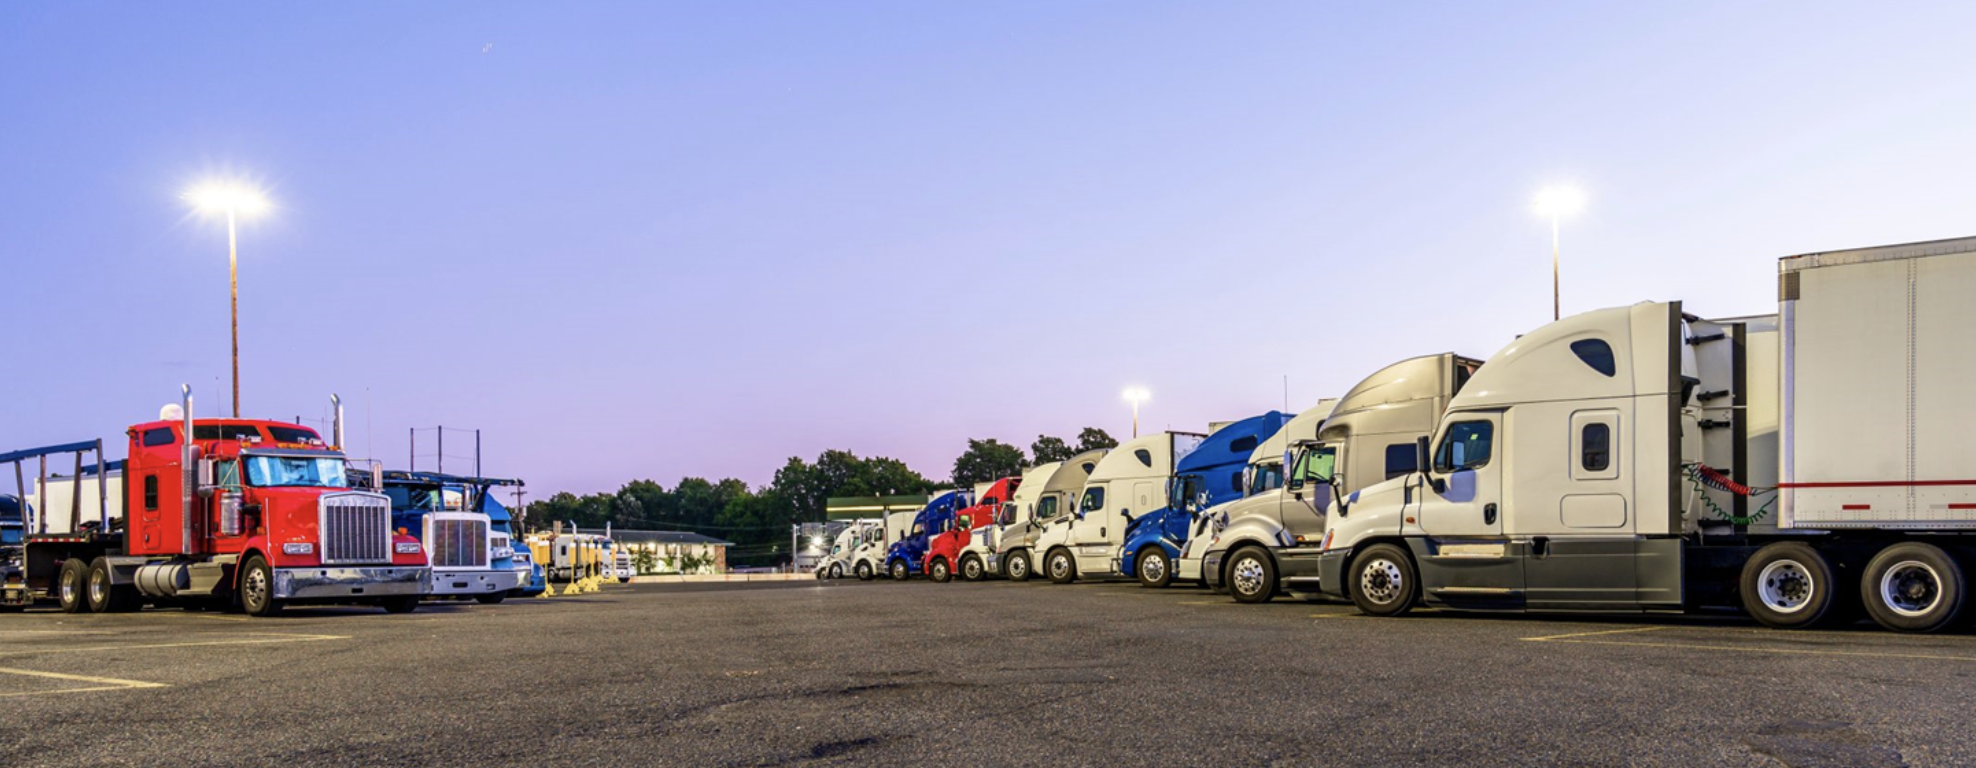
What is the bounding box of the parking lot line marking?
[1522,626,1668,642]
[0,667,168,697]
[1534,637,1976,662]
[1176,600,1230,606]
[0,632,348,657]
[1311,613,1366,619]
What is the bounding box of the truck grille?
[430,518,488,568]
[319,492,392,565]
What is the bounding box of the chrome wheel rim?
[60,569,78,605]
[1359,557,1404,605]
[1881,560,1944,617]
[1757,559,1816,614]
[244,567,270,610]
[1232,556,1265,596]
[1142,553,1167,583]
[933,562,947,579]
[891,563,906,580]
[1050,554,1070,579]
[964,559,981,579]
[1009,556,1027,579]
[89,568,107,606]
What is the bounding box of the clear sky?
[5,2,1974,495]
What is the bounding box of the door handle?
[1483,503,1497,526]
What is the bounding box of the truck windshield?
[243,455,350,488]
[1036,496,1059,520]
[1295,447,1337,485]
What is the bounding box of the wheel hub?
[1232,557,1264,595]
[1757,559,1815,614]
[1881,560,1944,617]
[1144,554,1166,582]
[1360,558,1403,604]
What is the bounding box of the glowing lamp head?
[1533,185,1584,218]
[186,183,270,216]
[1122,387,1151,405]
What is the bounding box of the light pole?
[1122,387,1150,438]
[1533,185,1584,322]
[187,183,270,418]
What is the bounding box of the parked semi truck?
[357,471,525,603]
[1203,354,1480,602]
[852,510,910,580]
[814,520,877,579]
[1119,411,1290,588]
[956,460,1064,581]
[1317,235,1976,633]
[885,490,966,580]
[925,476,1019,582]
[1173,400,1339,585]
[996,449,1107,581]
[1036,432,1206,584]
[0,389,429,616]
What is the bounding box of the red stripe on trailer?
[1949,504,1976,510]
[1842,504,1872,510]
[1778,480,1976,488]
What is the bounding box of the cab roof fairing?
[1447,302,1680,414]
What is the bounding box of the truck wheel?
[240,556,283,617]
[929,558,952,583]
[829,563,844,579]
[889,560,909,581]
[1861,542,1965,633]
[1226,548,1276,604]
[960,554,985,581]
[1005,550,1032,582]
[86,558,142,613]
[1739,542,1840,629]
[1349,544,1417,617]
[1046,549,1076,584]
[475,593,506,605]
[855,561,874,581]
[57,559,89,613]
[381,596,420,614]
[1137,546,1174,589]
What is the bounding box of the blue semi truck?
[884,490,966,581]
[481,492,546,597]
[360,471,524,603]
[1117,411,1290,588]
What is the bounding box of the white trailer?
[1318,235,1976,632]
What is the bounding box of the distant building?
[610,530,733,575]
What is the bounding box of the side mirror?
[196,458,217,496]
[1415,436,1433,476]
[1430,476,1448,494]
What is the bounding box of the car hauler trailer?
[1119,412,1290,588]
[355,471,525,603]
[1035,432,1206,584]
[1317,235,1976,633]
[1203,354,1479,603]
[884,490,966,580]
[1174,400,1339,586]
[925,476,1019,582]
[1000,449,1107,581]
[0,389,429,616]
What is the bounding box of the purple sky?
[5,2,1974,496]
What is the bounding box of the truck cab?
[883,490,965,581]
[1175,400,1338,584]
[1036,432,1206,584]
[364,471,526,604]
[1119,412,1290,588]
[924,477,1019,582]
[997,450,1106,582]
[813,523,864,579]
[851,511,911,580]
[1203,353,1480,602]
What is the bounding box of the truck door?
[1412,412,1521,609]
[1522,408,1641,610]
[1281,446,1336,544]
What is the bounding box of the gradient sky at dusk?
[5,2,1974,495]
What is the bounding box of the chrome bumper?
[274,567,429,600]
[429,567,525,595]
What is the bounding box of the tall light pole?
[1533,185,1584,321]
[1122,387,1150,438]
[187,183,270,418]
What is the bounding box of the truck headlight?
[395,542,423,555]
[282,543,314,555]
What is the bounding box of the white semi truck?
[1318,235,1976,633]
[990,449,1107,581]
[951,461,1058,580]
[852,510,913,581]
[1203,353,1480,602]
[1036,433,1204,584]
[814,520,877,579]
[1175,399,1338,584]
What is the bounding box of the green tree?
[1031,435,1075,463]
[951,438,1027,488]
[1076,427,1119,453]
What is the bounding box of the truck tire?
[960,554,985,581]
[1045,549,1076,585]
[475,593,506,605]
[1005,550,1032,582]
[1861,542,1965,633]
[855,561,874,581]
[1739,542,1842,629]
[86,558,142,613]
[1226,547,1276,604]
[240,556,282,617]
[829,563,844,579]
[1136,546,1174,589]
[929,557,952,583]
[889,560,910,581]
[57,559,89,613]
[1349,543,1417,617]
[381,596,420,614]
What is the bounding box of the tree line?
[523,427,1118,567]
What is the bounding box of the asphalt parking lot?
[4,579,1974,767]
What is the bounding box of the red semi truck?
[1,388,430,616]
[924,476,1018,583]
